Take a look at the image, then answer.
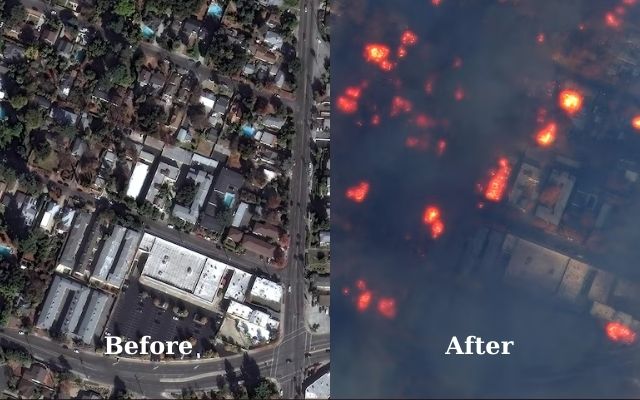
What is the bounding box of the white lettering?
[179,341,193,355]
[446,336,515,355]
[445,336,463,355]
[105,336,123,355]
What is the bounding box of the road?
[0,329,328,398]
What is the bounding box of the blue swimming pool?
[207,3,223,17]
[141,24,155,38]
[223,193,235,208]
[0,106,5,121]
[241,125,256,137]
[0,245,13,257]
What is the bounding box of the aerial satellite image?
[0,0,329,398]
[333,0,640,398]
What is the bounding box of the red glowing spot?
[337,96,358,114]
[536,122,557,147]
[606,322,636,344]
[477,202,485,209]
[578,23,585,31]
[377,298,397,318]
[357,291,373,312]
[405,136,428,150]
[356,279,367,291]
[431,0,442,6]
[397,46,407,58]
[623,0,636,5]
[454,86,465,101]
[371,114,381,126]
[423,206,441,225]
[346,181,370,203]
[344,86,362,99]
[615,5,626,15]
[364,44,390,63]
[430,219,445,239]
[605,12,622,28]
[558,89,583,115]
[536,33,545,44]
[400,30,418,46]
[379,59,395,72]
[452,56,463,69]
[424,78,435,95]
[484,158,512,202]
[436,139,446,156]
[414,114,434,128]
[391,96,413,116]
[633,115,640,130]
[342,287,350,296]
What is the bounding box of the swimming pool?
[207,3,223,17]
[141,24,155,38]
[223,193,235,208]
[0,105,6,121]
[0,245,13,258]
[241,125,256,137]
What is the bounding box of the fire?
[357,291,373,312]
[397,46,407,58]
[454,86,465,101]
[346,181,370,203]
[430,220,445,239]
[344,86,362,99]
[484,158,512,202]
[436,139,446,156]
[424,77,435,95]
[632,115,640,130]
[452,56,463,69]
[356,279,367,291]
[391,96,413,116]
[605,12,622,28]
[377,298,397,319]
[423,206,441,225]
[337,96,357,114]
[536,33,545,44]
[400,30,418,46]
[605,322,636,344]
[414,114,433,128]
[432,0,442,6]
[405,136,428,150]
[558,89,583,115]
[364,44,390,63]
[536,122,557,147]
[342,287,350,296]
[371,114,381,126]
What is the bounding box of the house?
[319,231,330,247]
[201,168,245,233]
[225,227,244,246]
[213,96,230,116]
[40,27,60,46]
[21,364,55,390]
[149,72,167,92]
[263,31,283,51]
[145,162,180,208]
[181,18,201,43]
[138,69,152,87]
[265,13,281,29]
[199,90,217,109]
[231,202,252,228]
[176,127,193,143]
[58,72,76,98]
[40,202,61,233]
[261,115,286,131]
[56,38,74,58]
[241,234,276,261]
[49,107,78,126]
[253,222,280,242]
[172,168,214,225]
[254,47,278,64]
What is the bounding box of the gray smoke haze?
[332,0,640,398]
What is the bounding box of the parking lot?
[105,278,222,359]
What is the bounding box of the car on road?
[172,316,180,321]
[286,358,292,364]
[74,349,80,354]
[18,330,25,335]
[304,6,308,12]
[288,285,292,293]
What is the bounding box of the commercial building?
[36,275,113,345]
[225,300,279,346]
[90,226,141,290]
[249,277,283,311]
[56,212,93,273]
[126,150,155,200]
[305,372,330,399]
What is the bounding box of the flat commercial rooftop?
[250,277,283,304]
[193,258,228,302]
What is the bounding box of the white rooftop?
[226,300,279,344]
[250,277,283,304]
[305,372,330,399]
[193,258,227,302]
[224,266,252,302]
[141,235,207,292]
[126,162,150,198]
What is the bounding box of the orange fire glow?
[536,122,557,147]
[357,291,373,312]
[606,322,636,344]
[432,0,442,6]
[342,287,350,296]
[344,86,362,99]
[605,12,622,28]
[337,96,358,114]
[484,158,511,202]
[436,139,447,156]
[377,298,397,318]
[423,206,441,225]
[405,136,428,150]
[356,279,367,291]
[397,46,407,58]
[391,96,413,116]
[536,33,545,43]
[632,115,640,130]
[558,89,583,115]
[400,30,418,46]
[454,86,465,101]
[431,220,445,239]
[371,114,381,126]
[364,44,390,63]
[346,181,370,203]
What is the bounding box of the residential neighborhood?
[0,0,330,398]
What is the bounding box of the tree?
[23,108,44,132]
[87,37,108,59]
[9,95,28,110]
[107,64,135,88]
[114,0,136,18]
[0,122,24,149]
[253,379,279,399]
[175,179,197,206]
[5,3,25,28]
